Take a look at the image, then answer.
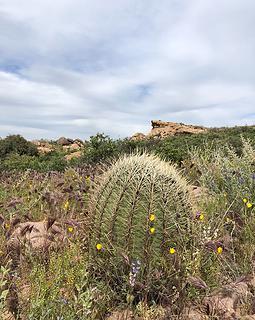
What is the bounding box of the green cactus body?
[89,154,192,293]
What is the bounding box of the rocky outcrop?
[31,140,54,154]
[63,140,84,152]
[131,120,208,140]
[57,137,74,146]
[131,132,146,141]
[32,138,84,155]
[64,151,82,161]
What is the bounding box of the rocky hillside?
[131,120,208,140]
[31,136,85,160]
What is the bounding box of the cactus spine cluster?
[89,153,192,289]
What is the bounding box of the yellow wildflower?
[169,247,176,254]
[96,243,103,251]
[64,200,69,210]
[85,176,90,183]
[67,226,74,233]
[217,246,223,254]
[4,223,10,230]
[243,198,248,204]
[199,214,204,221]
[150,227,155,234]
[149,214,155,221]
[246,202,253,209]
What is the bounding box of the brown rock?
[73,139,84,147]
[130,120,208,140]
[57,137,73,146]
[37,146,53,154]
[130,132,146,141]
[63,143,81,152]
[31,140,54,154]
[204,281,251,319]
[64,151,82,161]
[148,120,207,139]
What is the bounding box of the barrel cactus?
[88,154,193,299]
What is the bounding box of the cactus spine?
[89,153,193,292]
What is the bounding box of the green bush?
[0,135,38,159]
[82,133,117,164]
[88,153,193,302]
[0,153,67,172]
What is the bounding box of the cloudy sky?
[0,0,255,140]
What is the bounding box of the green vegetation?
[1,126,255,172]
[0,134,38,159]
[89,154,192,302]
[1,126,255,318]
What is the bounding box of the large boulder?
[130,120,208,140]
[31,140,54,154]
[148,120,207,139]
[57,137,73,146]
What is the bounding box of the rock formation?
[31,140,54,154]
[131,120,208,140]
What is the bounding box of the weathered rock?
[130,132,146,141]
[201,278,254,320]
[63,143,81,152]
[131,120,207,140]
[148,120,207,139]
[31,140,54,154]
[64,151,82,161]
[37,146,53,154]
[181,306,209,320]
[73,139,84,147]
[6,218,78,264]
[57,137,73,146]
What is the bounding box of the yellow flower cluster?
[149,214,156,234]
[243,198,253,208]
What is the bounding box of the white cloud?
[0,0,255,139]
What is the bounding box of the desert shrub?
[0,153,67,172]
[82,133,117,164]
[27,246,95,320]
[153,126,255,164]
[88,153,194,304]
[0,135,38,159]
[186,139,255,283]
